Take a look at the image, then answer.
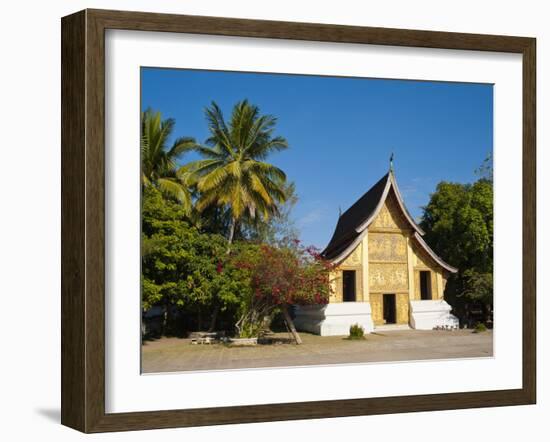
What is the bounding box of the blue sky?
[141,68,493,249]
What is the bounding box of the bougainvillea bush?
[233,242,334,343]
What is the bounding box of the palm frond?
[243,114,276,153]
[249,173,273,205]
[184,159,225,178]
[193,145,226,160]
[191,99,289,226]
[157,178,192,212]
[205,102,234,157]
[195,189,223,212]
[141,108,195,213]
[197,166,231,192]
[246,136,289,159]
[167,136,196,158]
[141,173,151,186]
[244,160,287,182]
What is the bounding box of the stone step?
[374,324,411,332]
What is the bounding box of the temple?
[294,166,459,336]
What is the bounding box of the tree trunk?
[207,305,220,332]
[281,304,302,345]
[207,217,236,333]
[483,303,492,326]
[227,217,236,252]
[197,308,205,332]
[163,300,171,336]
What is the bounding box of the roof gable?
[322,171,422,260]
[369,188,412,231]
[320,173,388,260]
[321,170,456,273]
[411,232,458,273]
[355,171,424,235]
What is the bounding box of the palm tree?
[189,100,289,245]
[141,108,196,213]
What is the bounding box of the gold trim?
[369,290,410,294]
[369,260,408,264]
[369,227,409,234]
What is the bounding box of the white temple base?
[409,300,459,330]
[294,302,375,336]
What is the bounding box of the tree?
[233,243,334,344]
[475,152,493,182]
[185,100,291,331]
[420,162,493,325]
[188,100,289,245]
[461,269,493,306]
[141,108,196,213]
[141,187,250,335]
[239,181,300,246]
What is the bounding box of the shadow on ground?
[35,408,60,423]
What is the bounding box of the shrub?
[233,243,334,344]
[473,322,487,333]
[237,322,265,338]
[348,324,365,340]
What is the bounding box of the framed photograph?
[61,9,536,433]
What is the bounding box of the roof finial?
[389,152,394,172]
[338,206,342,217]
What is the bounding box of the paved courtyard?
[142,329,493,373]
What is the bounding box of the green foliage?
[475,152,493,182]
[461,269,493,305]
[420,155,493,322]
[140,100,298,336]
[239,181,300,246]
[236,322,265,339]
[348,324,365,340]
[141,108,196,213]
[473,322,488,333]
[141,187,251,326]
[187,100,289,242]
[421,180,493,272]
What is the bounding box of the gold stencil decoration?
[330,270,343,302]
[412,241,438,270]
[370,293,409,325]
[340,244,361,266]
[370,294,383,325]
[413,272,421,300]
[369,263,408,292]
[368,233,407,262]
[371,202,394,229]
[396,293,410,324]
[370,190,409,230]
[442,275,448,292]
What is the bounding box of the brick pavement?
[142,329,493,373]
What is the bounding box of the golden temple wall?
[331,244,365,303]
[367,191,411,324]
[410,241,444,300]
[330,188,447,323]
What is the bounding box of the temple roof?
[321,173,389,260]
[321,170,457,273]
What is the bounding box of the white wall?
[0,0,547,440]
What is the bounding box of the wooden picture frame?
[61,8,536,433]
